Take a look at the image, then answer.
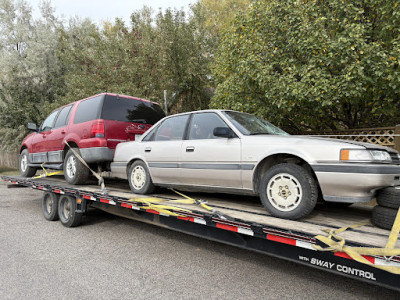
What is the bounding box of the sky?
[28,0,195,24]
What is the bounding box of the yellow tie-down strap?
[33,164,63,179]
[313,207,400,274]
[128,189,229,219]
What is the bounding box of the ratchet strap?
[33,163,63,179]
[313,207,400,274]
[65,141,107,194]
[128,189,233,220]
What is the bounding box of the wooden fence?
[0,151,19,169]
[304,125,400,152]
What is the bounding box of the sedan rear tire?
[128,160,155,194]
[259,163,318,220]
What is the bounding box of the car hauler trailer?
[2,175,400,291]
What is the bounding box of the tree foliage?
[0,0,64,150]
[58,6,213,112]
[211,0,400,132]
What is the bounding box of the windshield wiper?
[249,132,271,135]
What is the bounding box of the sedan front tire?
[259,163,318,220]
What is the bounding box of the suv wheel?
[19,149,37,177]
[259,163,318,220]
[63,148,89,185]
[128,160,155,194]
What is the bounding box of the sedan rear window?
[101,95,165,125]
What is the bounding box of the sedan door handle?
[186,146,195,152]
[145,147,151,153]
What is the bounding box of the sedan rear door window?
[154,115,189,141]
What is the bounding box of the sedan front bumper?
[311,163,400,203]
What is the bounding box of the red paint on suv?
[19,93,165,184]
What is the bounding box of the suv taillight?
[91,120,105,138]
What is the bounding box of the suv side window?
[154,115,189,141]
[40,110,59,132]
[54,105,73,128]
[189,113,229,140]
[74,95,103,124]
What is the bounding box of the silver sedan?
[111,110,400,219]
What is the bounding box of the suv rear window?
[101,95,165,125]
[73,95,103,124]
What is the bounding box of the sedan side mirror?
[27,122,38,132]
[213,127,236,138]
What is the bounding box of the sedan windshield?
[223,111,289,136]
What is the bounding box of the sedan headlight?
[340,149,392,162]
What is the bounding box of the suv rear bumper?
[80,147,114,163]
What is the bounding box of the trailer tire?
[376,187,400,209]
[259,163,318,220]
[42,192,59,221]
[19,149,37,177]
[63,148,89,185]
[371,205,400,230]
[58,195,82,227]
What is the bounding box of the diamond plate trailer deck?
[2,175,400,291]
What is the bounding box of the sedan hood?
[299,136,397,153]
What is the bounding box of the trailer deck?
[2,174,400,291]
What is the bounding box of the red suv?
[19,93,165,184]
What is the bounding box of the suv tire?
[19,149,37,177]
[63,148,89,185]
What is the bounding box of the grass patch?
[0,166,19,175]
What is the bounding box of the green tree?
[59,6,213,113]
[0,0,64,150]
[212,0,400,132]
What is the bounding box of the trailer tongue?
[3,175,400,291]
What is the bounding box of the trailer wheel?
[42,192,59,221]
[63,148,89,185]
[19,149,37,177]
[376,187,400,209]
[259,163,318,220]
[58,195,82,227]
[372,205,400,230]
[128,160,155,194]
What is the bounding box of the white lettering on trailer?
[310,258,335,269]
[337,265,376,280]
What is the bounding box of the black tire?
[63,148,89,185]
[376,187,400,209]
[42,192,59,221]
[128,160,155,194]
[371,205,400,230]
[19,149,37,177]
[58,195,82,227]
[259,163,318,220]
